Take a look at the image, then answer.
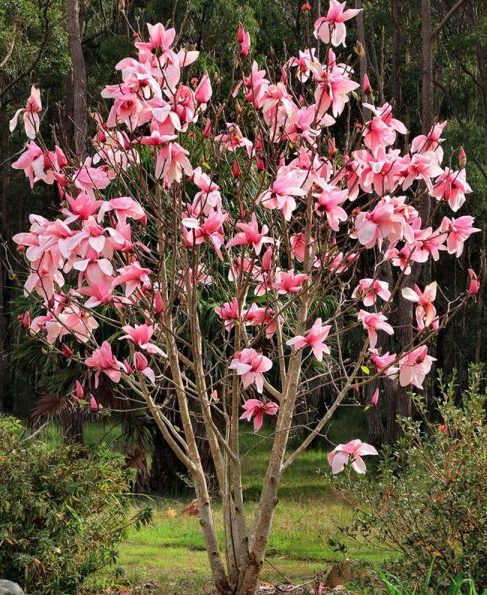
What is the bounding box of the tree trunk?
[392,0,402,110]
[421,0,433,132]
[66,0,88,157]
[149,427,189,495]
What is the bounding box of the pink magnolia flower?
[215,298,241,331]
[9,85,42,139]
[244,304,281,339]
[273,270,308,294]
[62,193,101,224]
[468,269,480,296]
[258,169,307,221]
[400,152,443,191]
[239,399,279,432]
[440,216,480,257]
[353,146,402,196]
[97,197,147,225]
[357,310,394,348]
[156,142,193,184]
[287,48,321,83]
[74,158,116,194]
[229,348,273,393]
[194,74,213,106]
[402,282,438,329]
[286,318,332,361]
[120,324,166,356]
[85,341,123,387]
[411,121,447,161]
[313,181,348,231]
[399,345,436,389]
[432,168,472,212]
[113,262,151,297]
[11,141,45,188]
[369,349,399,378]
[314,0,361,47]
[362,103,407,150]
[135,23,176,58]
[327,439,378,474]
[314,49,359,117]
[134,351,156,383]
[226,213,273,255]
[352,278,391,307]
[236,24,251,57]
[215,123,253,154]
[182,208,227,258]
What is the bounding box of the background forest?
[0,2,486,592]
[1,0,485,448]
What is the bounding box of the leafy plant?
[347,365,487,590]
[0,416,151,594]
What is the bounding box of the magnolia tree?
[10,1,480,593]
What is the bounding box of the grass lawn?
[43,412,390,594]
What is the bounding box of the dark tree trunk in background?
[149,429,189,495]
[0,109,12,412]
[392,0,402,111]
[421,0,434,132]
[66,0,88,157]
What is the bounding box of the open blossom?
[229,348,272,393]
[113,262,151,297]
[273,270,308,294]
[215,298,241,331]
[9,85,42,139]
[327,439,377,474]
[156,142,193,184]
[286,318,331,361]
[357,310,394,348]
[440,216,480,257]
[240,399,278,432]
[402,282,438,329]
[85,341,123,387]
[411,121,447,161]
[258,169,307,221]
[352,278,391,307]
[431,168,472,212]
[313,181,348,231]
[313,0,361,47]
[226,213,273,255]
[362,103,407,150]
[120,324,166,356]
[399,345,436,389]
[369,349,399,378]
[182,208,227,259]
[244,304,281,338]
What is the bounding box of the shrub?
[346,365,487,590]
[0,416,150,594]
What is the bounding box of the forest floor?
[45,412,391,594]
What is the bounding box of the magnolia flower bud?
[458,146,467,169]
[62,344,74,358]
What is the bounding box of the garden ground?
[44,411,391,594]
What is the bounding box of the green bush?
[0,416,149,594]
[346,365,487,590]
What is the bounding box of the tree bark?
[392,0,402,110]
[421,0,433,132]
[66,0,88,157]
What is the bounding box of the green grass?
[41,418,388,593]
